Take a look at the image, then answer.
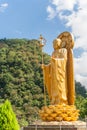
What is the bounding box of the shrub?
[0,100,20,130]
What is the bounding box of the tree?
[75,95,87,119]
[75,81,87,97]
[0,100,20,130]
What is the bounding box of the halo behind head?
[58,31,74,49]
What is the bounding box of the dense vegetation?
[75,81,87,119]
[0,38,87,126]
[0,38,50,126]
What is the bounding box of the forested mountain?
[0,38,87,126]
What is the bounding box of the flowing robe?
[43,48,68,105]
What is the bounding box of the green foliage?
[75,81,87,97]
[0,100,20,130]
[0,38,50,126]
[75,81,87,119]
[75,95,87,119]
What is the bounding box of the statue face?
[53,39,61,50]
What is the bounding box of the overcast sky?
[0,0,87,88]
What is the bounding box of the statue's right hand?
[41,64,44,69]
[51,57,55,62]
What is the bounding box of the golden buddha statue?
[39,32,79,121]
[43,38,68,105]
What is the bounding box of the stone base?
[39,105,79,121]
[23,121,86,130]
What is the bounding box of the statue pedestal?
[23,121,86,130]
[39,105,79,121]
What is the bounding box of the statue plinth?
[23,121,86,130]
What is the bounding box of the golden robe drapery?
[43,49,68,105]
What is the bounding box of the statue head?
[53,38,62,50]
